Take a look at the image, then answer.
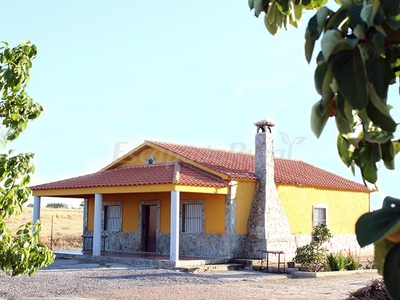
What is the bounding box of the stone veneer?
[247,126,296,255]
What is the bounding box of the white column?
[170,191,180,266]
[33,196,41,223]
[93,194,103,256]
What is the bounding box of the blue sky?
[3,1,399,209]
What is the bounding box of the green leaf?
[336,92,353,122]
[337,134,351,167]
[321,30,344,59]
[356,196,400,247]
[364,131,393,144]
[276,0,289,15]
[380,0,400,19]
[375,238,395,275]
[366,87,397,133]
[387,14,400,30]
[310,100,331,138]
[348,3,363,29]
[394,141,400,154]
[366,57,395,100]
[305,29,316,63]
[331,48,368,109]
[381,141,396,170]
[325,6,349,30]
[335,110,352,135]
[369,28,386,56]
[383,243,400,300]
[314,61,328,95]
[353,141,379,183]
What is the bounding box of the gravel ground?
[0,258,382,300]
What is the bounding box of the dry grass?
[4,207,84,250]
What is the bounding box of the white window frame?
[103,201,122,232]
[181,200,204,233]
[313,204,328,227]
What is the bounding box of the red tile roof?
[148,141,370,192]
[31,161,229,191]
[32,140,371,192]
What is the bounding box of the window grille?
[182,204,202,233]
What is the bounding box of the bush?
[293,224,332,272]
[46,202,68,209]
[345,254,360,271]
[325,252,347,271]
[325,252,360,271]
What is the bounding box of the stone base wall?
[292,233,374,258]
[84,231,247,258]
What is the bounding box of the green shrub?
[293,224,332,272]
[345,254,360,270]
[46,202,68,209]
[325,252,360,271]
[325,252,347,271]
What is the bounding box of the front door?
[142,205,157,252]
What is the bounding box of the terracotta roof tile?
[149,141,370,192]
[31,162,229,191]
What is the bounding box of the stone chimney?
[247,120,294,254]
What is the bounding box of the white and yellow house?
[31,120,372,265]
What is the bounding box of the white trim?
[170,191,180,265]
[93,193,103,256]
[33,196,41,223]
[312,203,328,226]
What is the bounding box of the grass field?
[4,207,84,250]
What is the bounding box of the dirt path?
[0,259,382,300]
[87,270,382,300]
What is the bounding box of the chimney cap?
[254,119,275,133]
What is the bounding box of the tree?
[248,0,400,298]
[293,223,332,271]
[0,40,54,276]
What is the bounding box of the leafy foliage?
[46,203,68,209]
[325,251,360,271]
[248,0,400,298]
[325,252,347,271]
[293,224,332,271]
[345,253,360,271]
[0,40,54,276]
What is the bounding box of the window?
[182,203,203,233]
[313,205,327,226]
[104,205,121,231]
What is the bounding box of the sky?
[2,1,399,210]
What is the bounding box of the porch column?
[32,196,41,223]
[93,193,103,256]
[170,191,180,266]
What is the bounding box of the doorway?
[141,205,157,252]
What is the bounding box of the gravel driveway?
[0,258,382,300]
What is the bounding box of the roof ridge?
[146,140,254,156]
[105,161,177,172]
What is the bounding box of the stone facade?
[247,125,296,255]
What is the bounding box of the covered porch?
[31,161,233,267]
[53,249,230,269]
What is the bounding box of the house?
[31,120,372,266]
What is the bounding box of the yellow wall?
[235,180,256,234]
[181,193,225,234]
[277,185,370,234]
[118,146,176,168]
[87,196,94,231]
[86,192,226,234]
